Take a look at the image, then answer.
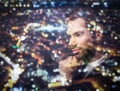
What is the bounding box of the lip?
[72,49,79,55]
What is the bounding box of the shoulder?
[71,56,120,90]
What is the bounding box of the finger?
[66,56,74,66]
[66,56,76,67]
[72,56,78,66]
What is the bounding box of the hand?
[59,56,79,81]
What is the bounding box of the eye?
[74,32,84,37]
[75,33,82,37]
[67,35,71,39]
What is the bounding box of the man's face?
[67,18,95,60]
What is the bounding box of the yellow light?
[102,72,106,76]
[95,67,100,71]
[11,26,19,30]
[108,49,111,53]
[41,32,48,37]
[112,73,115,76]
[96,46,102,51]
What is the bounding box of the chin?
[75,53,83,60]
[75,48,95,61]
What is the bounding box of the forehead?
[67,18,87,34]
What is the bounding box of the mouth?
[72,49,80,55]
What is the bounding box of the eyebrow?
[73,31,85,36]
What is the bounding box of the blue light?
[112,84,117,88]
[33,4,40,8]
[104,2,108,7]
[51,1,55,7]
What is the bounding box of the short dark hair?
[65,7,104,33]
[66,7,96,24]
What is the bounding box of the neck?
[81,51,108,65]
[90,51,104,62]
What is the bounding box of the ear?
[89,21,103,42]
[95,31,103,41]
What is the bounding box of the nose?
[68,36,76,46]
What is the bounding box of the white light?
[114,62,118,66]
[114,36,118,40]
[17,49,21,52]
[13,8,16,11]
[117,69,120,73]
[83,68,87,72]
[27,4,30,7]
[52,33,55,36]
[0,61,4,65]
[23,4,26,7]
[93,2,100,5]
[78,69,81,73]
[20,36,26,41]
[96,88,100,91]
[113,76,120,82]
[31,78,34,81]
[19,3,22,7]
[4,3,8,7]
[53,69,59,72]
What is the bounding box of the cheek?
[77,37,89,46]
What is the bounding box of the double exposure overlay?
[0,1,120,91]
